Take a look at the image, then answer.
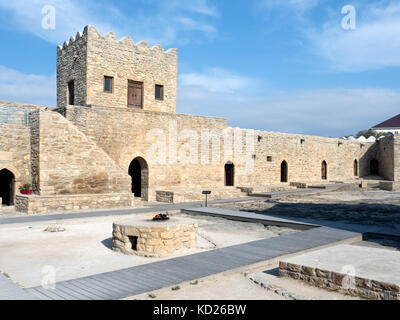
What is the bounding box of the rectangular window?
[68,80,75,105]
[155,84,164,100]
[104,76,113,93]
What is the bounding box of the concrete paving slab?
[281,244,400,285]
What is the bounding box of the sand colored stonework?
[112,216,198,257]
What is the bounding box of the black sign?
[202,191,212,195]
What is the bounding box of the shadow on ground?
[240,202,400,228]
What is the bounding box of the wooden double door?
[128,80,143,108]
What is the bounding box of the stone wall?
[15,193,137,215]
[62,105,228,200]
[86,26,177,113]
[0,124,31,190]
[279,261,400,300]
[156,187,246,203]
[241,130,377,186]
[31,110,131,195]
[57,26,178,113]
[57,104,381,201]
[376,136,394,180]
[57,29,88,108]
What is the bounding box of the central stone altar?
[112,216,198,257]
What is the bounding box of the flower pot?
[21,190,27,195]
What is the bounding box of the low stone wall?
[15,193,137,214]
[279,261,400,300]
[156,187,246,203]
[380,181,400,191]
[238,184,296,195]
[112,218,198,257]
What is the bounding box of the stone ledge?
[279,244,400,300]
[380,181,400,191]
[15,193,137,215]
[156,187,246,204]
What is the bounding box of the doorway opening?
[281,161,288,183]
[128,157,149,198]
[322,161,328,180]
[0,169,15,206]
[225,162,235,186]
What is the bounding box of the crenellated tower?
[57,25,178,113]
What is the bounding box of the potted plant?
[19,183,32,195]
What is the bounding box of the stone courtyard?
[0,25,399,301]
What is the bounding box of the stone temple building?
[0,26,399,214]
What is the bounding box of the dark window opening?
[104,76,113,93]
[155,84,164,100]
[68,80,75,105]
[267,156,272,162]
[281,161,288,183]
[128,236,138,251]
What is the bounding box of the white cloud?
[306,1,400,72]
[0,65,55,106]
[180,68,259,94]
[178,71,400,137]
[0,0,219,46]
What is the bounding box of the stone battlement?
[57,25,177,57]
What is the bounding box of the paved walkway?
[23,208,361,300]
[0,197,263,225]
[183,207,319,230]
[0,274,37,300]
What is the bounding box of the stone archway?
[128,157,149,198]
[281,161,288,183]
[0,169,15,206]
[225,161,235,186]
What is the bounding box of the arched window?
[354,160,358,177]
[0,169,15,206]
[321,161,328,180]
[128,157,149,198]
[225,162,234,186]
[281,161,288,183]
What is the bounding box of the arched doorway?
[354,160,358,177]
[370,158,379,175]
[225,162,234,186]
[281,161,288,183]
[128,157,148,198]
[321,161,328,180]
[0,169,15,206]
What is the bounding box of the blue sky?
[0,0,400,137]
